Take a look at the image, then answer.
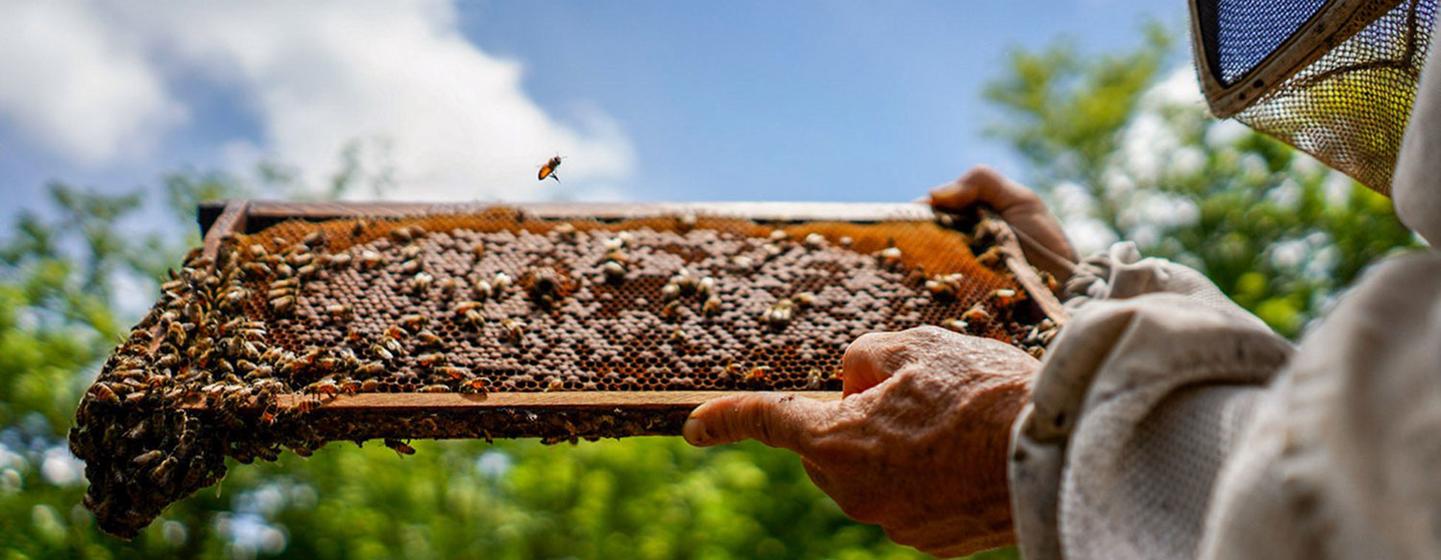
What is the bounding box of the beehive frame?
[192,200,1065,439]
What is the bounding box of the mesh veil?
[1190,0,1439,194]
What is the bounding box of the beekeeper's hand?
[927,165,1077,280]
[684,326,1036,558]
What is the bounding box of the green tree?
[985,24,1420,337]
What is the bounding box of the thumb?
[684,393,832,453]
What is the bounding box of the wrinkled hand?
[927,165,1078,280]
[684,326,1037,557]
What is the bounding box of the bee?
[493,272,512,292]
[925,273,966,299]
[459,378,488,395]
[222,287,249,307]
[975,246,1003,269]
[302,231,327,248]
[731,255,755,270]
[326,303,351,319]
[603,237,626,251]
[660,300,682,320]
[294,395,323,414]
[436,366,470,380]
[306,379,340,395]
[326,252,353,268]
[369,344,394,361]
[601,261,626,283]
[359,250,383,269]
[769,230,789,242]
[537,155,563,182]
[941,318,969,333]
[805,368,828,390]
[670,268,697,294]
[793,291,817,308]
[401,245,422,259]
[242,262,272,277]
[269,295,295,314]
[804,232,826,248]
[245,365,275,380]
[269,278,299,290]
[991,288,1022,308]
[248,244,269,259]
[351,221,368,238]
[660,283,681,301]
[389,226,415,243]
[472,279,494,301]
[545,377,564,392]
[437,277,463,296]
[701,296,722,317]
[411,271,434,292]
[471,241,486,260]
[358,362,387,376]
[297,264,319,279]
[961,304,992,324]
[166,321,188,345]
[399,314,427,331]
[697,276,716,298]
[417,353,446,367]
[415,330,443,348]
[150,456,178,485]
[744,366,771,383]
[458,309,484,329]
[288,252,315,267]
[501,319,526,344]
[88,382,121,403]
[879,246,903,268]
[400,260,422,275]
[275,262,295,278]
[762,299,796,330]
[420,384,451,393]
[360,378,382,392]
[384,438,416,456]
[265,287,292,300]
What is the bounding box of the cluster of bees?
[71,209,1060,538]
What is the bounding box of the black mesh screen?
[1195,0,1438,193]
[1206,0,1329,84]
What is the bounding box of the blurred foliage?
[986,23,1420,337]
[1,22,1422,560]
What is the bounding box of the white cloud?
[0,3,185,164]
[0,1,634,201]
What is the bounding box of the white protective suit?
[1007,28,1441,560]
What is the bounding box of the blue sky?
[0,1,1179,227]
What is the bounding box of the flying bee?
[537,155,563,182]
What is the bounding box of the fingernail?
[682,417,708,445]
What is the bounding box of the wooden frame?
[194,200,1066,430]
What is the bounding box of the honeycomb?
[70,205,1062,538]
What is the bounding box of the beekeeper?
[684,1,1441,558]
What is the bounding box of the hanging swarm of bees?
[69,206,1060,538]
